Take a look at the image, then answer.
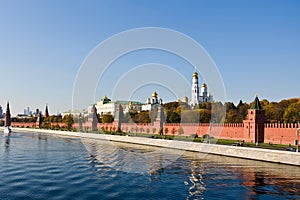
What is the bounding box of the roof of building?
[115,100,143,105]
[250,96,263,110]
[99,100,143,105]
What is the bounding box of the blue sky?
[0,0,300,115]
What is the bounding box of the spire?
[44,104,49,118]
[251,96,263,110]
[5,102,11,127]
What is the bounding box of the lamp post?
[296,128,300,152]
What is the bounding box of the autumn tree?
[101,114,114,123]
[283,103,300,123]
[62,114,74,130]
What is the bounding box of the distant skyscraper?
[24,107,30,115]
[0,105,3,118]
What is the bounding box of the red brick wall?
[264,123,300,145]
[13,121,300,145]
[11,122,36,128]
[11,122,67,128]
[117,123,159,134]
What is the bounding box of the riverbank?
[5,127,300,166]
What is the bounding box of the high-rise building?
[0,105,3,118]
[24,107,30,115]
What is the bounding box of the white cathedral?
[190,71,213,106]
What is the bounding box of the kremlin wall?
[70,96,299,146]
[9,98,300,146]
[7,71,300,147]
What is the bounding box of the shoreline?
[4,127,300,166]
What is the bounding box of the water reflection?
[82,138,300,199]
[148,153,163,182]
[82,138,172,175]
[4,136,10,152]
[252,171,267,195]
[1,132,300,199]
[186,160,206,199]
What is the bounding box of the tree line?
[91,98,300,124]
[163,98,300,124]
[5,97,299,127]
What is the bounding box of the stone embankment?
[7,128,300,166]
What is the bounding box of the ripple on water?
[1,133,300,200]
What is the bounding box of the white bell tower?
[190,71,199,106]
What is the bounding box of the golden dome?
[152,91,158,98]
[103,95,108,99]
[201,83,207,88]
[192,71,198,78]
[182,96,188,103]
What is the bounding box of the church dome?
[201,83,207,88]
[192,71,198,78]
[182,96,188,103]
[152,91,158,98]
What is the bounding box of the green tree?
[211,102,226,123]
[264,102,284,122]
[181,110,199,123]
[164,101,180,123]
[236,101,249,122]
[101,114,114,123]
[283,103,300,123]
[137,111,151,123]
[62,114,74,130]
[167,111,180,123]
[199,109,211,123]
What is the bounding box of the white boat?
[3,126,11,136]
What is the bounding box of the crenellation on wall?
[9,97,300,146]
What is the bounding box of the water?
[1,132,300,199]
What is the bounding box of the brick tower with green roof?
[243,96,266,144]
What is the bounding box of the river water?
[0,132,300,199]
